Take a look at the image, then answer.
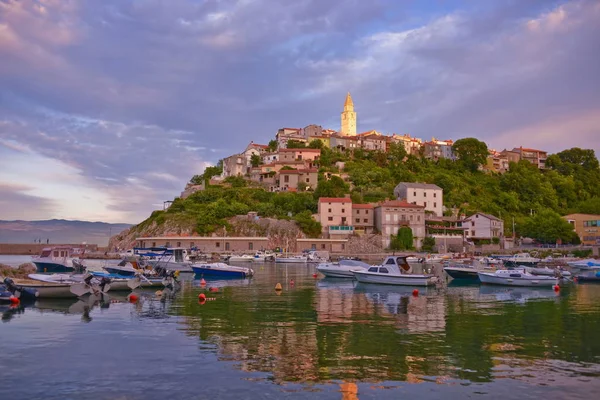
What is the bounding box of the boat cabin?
[366,256,412,275]
[38,246,81,260]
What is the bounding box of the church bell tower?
[340,92,356,136]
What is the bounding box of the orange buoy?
[275,283,282,291]
[312,273,318,278]
[553,285,560,292]
[9,296,20,305]
[128,293,139,303]
[209,287,219,292]
[199,293,207,301]
[412,289,419,297]
[200,278,206,286]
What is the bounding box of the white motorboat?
[32,246,84,273]
[316,259,371,278]
[504,253,541,267]
[7,273,99,298]
[191,263,254,278]
[228,254,255,263]
[478,269,558,287]
[351,256,438,286]
[525,266,571,277]
[478,257,503,266]
[567,259,600,270]
[144,248,194,272]
[252,250,276,262]
[306,250,330,263]
[275,255,308,264]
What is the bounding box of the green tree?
[452,138,488,172]
[308,139,324,149]
[267,139,278,152]
[389,227,414,250]
[224,176,247,188]
[250,153,262,168]
[286,139,306,149]
[314,175,349,198]
[421,237,436,252]
[190,161,223,185]
[520,209,578,244]
[293,210,322,238]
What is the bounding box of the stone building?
[462,213,504,242]
[563,213,600,245]
[340,92,357,136]
[352,203,375,234]
[318,197,354,237]
[393,182,443,217]
[374,200,426,249]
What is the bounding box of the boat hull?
[352,271,436,286]
[10,279,77,298]
[478,272,557,287]
[504,261,539,268]
[443,267,480,280]
[104,267,136,277]
[33,261,74,273]
[317,267,356,278]
[275,258,307,264]
[191,266,252,279]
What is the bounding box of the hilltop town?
[112,93,600,255]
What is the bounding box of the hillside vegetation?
[125,143,600,245]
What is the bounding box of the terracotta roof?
[378,200,425,208]
[318,197,351,203]
[279,148,321,153]
[352,203,374,209]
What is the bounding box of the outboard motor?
[0,283,14,303]
[98,277,112,293]
[3,277,38,300]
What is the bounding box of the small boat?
[0,283,14,303]
[2,278,39,300]
[575,270,600,283]
[525,266,571,277]
[503,253,541,268]
[228,254,255,263]
[443,265,482,280]
[352,256,438,286]
[144,248,194,272]
[103,261,140,277]
[305,250,330,263]
[191,263,254,278]
[568,259,600,270]
[27,273,107,297]
[275,255,308,264]
[478,257,503,266]
[90,271,175,290]
[252,250,276,262]
[316,259,371,278]
[478,269,558,287]
[32,246,84,273]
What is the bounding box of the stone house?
[393,182,443,217]
[374,200,426,249]
[352,203,375,234]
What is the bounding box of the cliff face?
[108,215,305,251]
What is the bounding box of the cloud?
[0,183,59,220]
[0,0,598,223]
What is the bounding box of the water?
[0,255,32,266]
[1,263,600,399]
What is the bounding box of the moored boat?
[478,269,558,287]
[352,256,438,286]
[228,254,255,263]
[575,270,600,283]
[32,246,84,273]
[191,263,254,278]
[443,265,481,280]
[252,250,276,262]
[316,259,371,278]
[568,259,600,270]
[503,253,541,268]
[275,255,308,264]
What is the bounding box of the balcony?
[329,225,355,235]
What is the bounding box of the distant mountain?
[0,219,133,246]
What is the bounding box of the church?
[340,92,357,136]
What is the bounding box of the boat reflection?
[477,285,558,303]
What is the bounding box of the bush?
[421,237,436,252]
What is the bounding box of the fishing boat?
[191,263,254,278]
[351,256,438,286]
[275,255,308,264]
[503,253,541,268]
[478,268,558,287]
[316,259,371,278]
[4,276,89,299]
[32,246,84,273]
[228,254,255,263]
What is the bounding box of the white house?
[393,182,443,217]
[462,213,504,241]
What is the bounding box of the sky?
[0,0,599,224]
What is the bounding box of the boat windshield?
[40,250,51,257]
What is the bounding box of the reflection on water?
[1,262,600,399]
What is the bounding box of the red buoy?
[200,278,206,286]
[209,287,219,292]
[9,296,20,305]
[312,273,318,278]
[412,289,419,297]
[553,285,560,292]
[128,293,139,303]
[290,279,295,286]
[199,293,206,301]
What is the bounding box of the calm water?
[1,263,600,399]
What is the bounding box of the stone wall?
[0,243,99,255]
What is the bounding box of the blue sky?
[0,0,598,223]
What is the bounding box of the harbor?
[1,249,600,399]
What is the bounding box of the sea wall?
[0,243,99,255]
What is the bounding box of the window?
[476,214,479,218]
[434,202,437,208]
[356,218,360,223]
[306,178,309,183]
[365,210,369,215]
[393,214,398,222]
[410,215,413,221]
[417,216,421,222]
[368,267,379,272]
[386,258,396,265]
[401,215,406,221]
[311,244,316,250]
[165,242,171,247]
[190,242,195,248]
[225,242,230,250]
[328,217,333,221]
[471,230,475,236]
[424,202,427,207]
[152,242,156,247]
[424,192,427,197]
[364,219,368,223]
[386,214,390,222]
[434,193,437,198]
[342,209,345,213]
[472,221,475,227]
[284,175,289,183]
[54,251,59,257]
[177,242,181,247]
[249,242,253,250]
[379,267,389,273]
[321,244,326,250]
[356,210,360,214]
[328,208,332,213]
[216,242,220,248]
[341,244,345,250]
[413,191,416,196]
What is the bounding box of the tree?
[250,153,262,168]
[190,161,223,185]
[267,139,278,152]
[293,210,322,238]
[308,139,324,149]
[452,138,488,172]
[223,176,247,188]
[286,139,306,149]
[313,175,349,198]
[421,237,436,252]
[520,209,578,244]
[389,227,414,250]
